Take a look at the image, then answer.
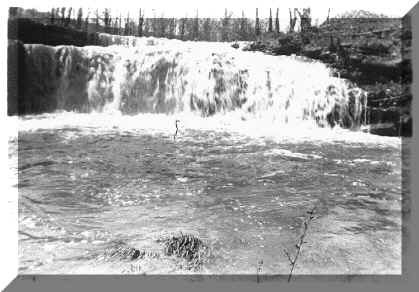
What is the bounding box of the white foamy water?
[21,36,367,129]
[12,111,401,148]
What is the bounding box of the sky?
[5,0,418,21]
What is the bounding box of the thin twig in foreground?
[283,206,316,282]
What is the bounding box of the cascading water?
[15,36,367,130]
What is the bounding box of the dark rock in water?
[401,116,412,137]
[367,123,399,137]
[105,241,157,261]
[242,41,267,52]
[157,233,210,270]
[368,107,400,125]
[302,46,323,59]
[271,36,302,55]
[131,249,141,260]
[231,43,239,49]
[364,82,412,137]
[318,51,338,63]
[356,39,393,56]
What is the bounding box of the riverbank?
[242,17,412,137]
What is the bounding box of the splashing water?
[18,36,366,130]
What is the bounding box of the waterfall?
[12,36,367,129]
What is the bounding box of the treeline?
[9,7,318,42]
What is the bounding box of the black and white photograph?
[2,0,417,287]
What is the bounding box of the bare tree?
[113,18,119,34]
[103,8,112,33]
[95,9,99,31]
[202,18,212,41]
[240,11,249,40]
[255,8,261,37]
[192,10,199,40]
[9,7,19,17]
[179,17,186,40]
[221,9,232,41]
[289,8,297,33]
[296,8,311,33]
[268,8,273,32]
[54,7,60,24]
[50,8,55,24]
[326,8,331,25]
[143,17,150,36]
[275,8,280,34]
[60,7,66,25]
[124,13,130,35]
[65,7,72,27]
[154,13,169,38]
[84,10,90,32]
[168,18,176,39]
[150,10,159,36]
[76,8,83,29]
[138,9,144,37]
[119,14,122,35]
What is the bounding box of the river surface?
[10,112,403,274]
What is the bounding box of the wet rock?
[302,46,323,59]
[368,107,400,125]
[242,41,267,52]
[366,123,399,137]
[105,241,159,261]
[157,232,210,270]
[241,20,412,137]
[9,18,100,47]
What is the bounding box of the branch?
[283,248,294,265]
[283,205,317,282]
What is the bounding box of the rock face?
[7,40,91,115]
[8,18,101,47]
[243,17,412,137]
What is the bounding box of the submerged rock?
[105,241,160,261]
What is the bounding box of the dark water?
[13,115,403,274]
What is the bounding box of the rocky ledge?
[241,17,412,137]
